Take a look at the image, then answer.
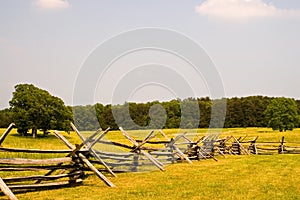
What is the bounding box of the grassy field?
[0,128,300,200]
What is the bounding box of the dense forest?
[1,96,300,131]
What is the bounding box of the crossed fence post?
[53,130,116,187]
[119,127,165,171]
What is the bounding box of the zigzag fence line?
[1,123,300,200]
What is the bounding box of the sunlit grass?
[0,128,300,199]
[11,154,300,200]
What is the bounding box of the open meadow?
[1,128,300,200]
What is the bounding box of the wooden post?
[197,147,206,160]
[158,131,175,162]
[69,128,104,157]
[160,130,192,164]
[232,137,249,155]
[132,130,155,152]
[132,153,139,172]
[170,134,193,164]
[0,177,18,200]
[0,123,15,146]
[250,141,258,155]
[69,124,116,177]
[279,136,286,154]
[88,128,111,149]
[159,130,170,141]
[70,122,85,141]
[216,139,226,155]
[119,127,165,171]
[169,145,175,163]
[232,141,241,155]
[88,147,117,177]
[248,137,258,154]
[53,131,116,187]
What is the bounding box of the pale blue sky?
[1,0,300,108]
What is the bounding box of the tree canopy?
[264,97,300,132]
[0,108,13,128]
[74,96,275,131]
[9,84,73,137]
[2,92,300,131]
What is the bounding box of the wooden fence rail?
[0,124,119,199]
[2,122,300,199]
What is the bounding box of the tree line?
[72,96,300,131]
[0,84,299,133]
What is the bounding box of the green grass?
[8,155,300,200]
[0,128,300,199]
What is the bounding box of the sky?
[1,0,300,109]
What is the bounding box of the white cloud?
[195,0,300,21]
[35,0,70,10]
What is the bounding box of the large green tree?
[9,84,73,137]
[264,97,300,132]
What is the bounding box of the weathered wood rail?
[2,122,300,199]
[0,123,116,200]
[185,134,300,159]
[0,153,83,199]
[247,136,300,155]
[75,127,194,173]
[0,146,88,154]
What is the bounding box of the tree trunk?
[32,128,37,138]
[43,130,49,136]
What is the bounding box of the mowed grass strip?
[11,154,300,200]
[0,128,300,199]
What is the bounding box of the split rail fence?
[1,123,300,200]
[0,123,117,200]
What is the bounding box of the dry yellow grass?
[0,128,300,200]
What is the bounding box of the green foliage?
[95,103,118,130]
[73,105,100,131]
[210,98,226,128]
[225,96,271,128]
[265,97,300,132]
[180,98,201,128]
[0,108,13,127]
[198,97,211,128]
[9,84,73,136]
[68,96,296,131]
[162,100,181,128]
[3,95,300,131]
[296,100,300,115]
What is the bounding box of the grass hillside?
[0,128,300,200]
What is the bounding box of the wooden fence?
[75,126,193,173]
[2,123,300,199]
[247,136,300,155]
[0,123,116,200]
[185,135,300,158]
